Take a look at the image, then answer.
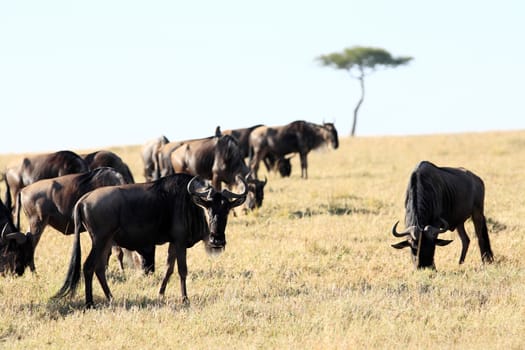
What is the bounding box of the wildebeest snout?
[209,235,226,248]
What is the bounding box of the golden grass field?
[1,131,524,349]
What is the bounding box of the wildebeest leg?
[456,223,470,264]
[175,245,188,303]
[249,149,265,180]
[159,243,176,296]
[84,240,110,307]
[472,212,494,263]
[212,175,222,192]
[27,217,46,272]
[136,244,156,274]
[300,152,308,179]
[95,241,114,302]
[109,245,125,270]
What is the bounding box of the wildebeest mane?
[405,162,458,228]
[304,121,328,150]
[149,174,209,247]
[216,134,243,163]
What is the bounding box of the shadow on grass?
[289,203,378,218]
[486,217,507,234]
[42,294,191,318]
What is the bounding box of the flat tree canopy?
[318,46,413,136]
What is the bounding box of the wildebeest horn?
[187,176,214,199]
[244,171,254,181]
[1,223,8,240]
[262,176,268,185]
[391,221,416,238]
[222,175,248,200]
[5,231,27,244]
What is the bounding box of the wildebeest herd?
[0,120,495,308]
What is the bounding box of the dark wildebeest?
[141,135,169,182]
[4,150,89,227]
[54,173,247,307]
[391,161,494,269]
[222,125,292,177]
[0,197,34,276]
[18,167,154,274]
[249,120,339,179]
[82,150,135,184]
[170,134,267,210]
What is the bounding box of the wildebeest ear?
[391,240,411,249]
[5,232,27,244]
[435,239,453,246]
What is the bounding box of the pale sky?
[1,1,523,153]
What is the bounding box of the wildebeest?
[391,161,494,269]
[221,124,264,159]
[156,140,193,178]
[4,150,89,226]
[141,135,169,182]
[169,134,266,210]
[222,125,292,177]
[82,150,135,184]
[18,167,155,274]
[0,197,34,276]
[55,173,247,307]
[249,120,339,179]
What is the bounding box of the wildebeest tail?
[4,175,12,217]
[15,192,21,231]
[54,201,83,298]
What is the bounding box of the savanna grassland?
[1,131,525,349]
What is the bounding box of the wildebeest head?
[244,174,267,210]
[321,123,339,149]
[0,224,35,276]
[187,175,247,255]
[391,220,453,269]
[276,157,291,177]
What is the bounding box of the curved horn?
[391,221,416,238]
[187,176,214,199]
[262,176,268,186]
[244,170,253,181]
[1,223,8,240]
[222,175,248,200]
[5,231,27,244]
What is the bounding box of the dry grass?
[1,131,525,349]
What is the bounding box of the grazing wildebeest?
[0,197,34,276]
[170,134,266,210]
[222,125,264,159]
[18,167,154,274]
[4,150,89,226]
[156,140,193,178]
[391,161,494,269]
[261,153,292,178]
[82,150,135,184]
[55,173,247,307]
[249,120,339,179]
[222,125,292,177]
[141,135,169,182]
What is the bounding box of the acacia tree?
[318,46,413,136]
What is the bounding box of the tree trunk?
[351,75,365,137]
